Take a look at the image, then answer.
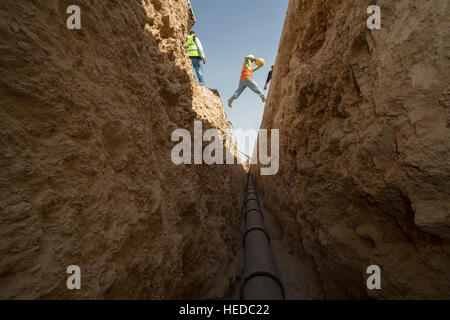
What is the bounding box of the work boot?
[261,96,267,103]
[228,99,233,108]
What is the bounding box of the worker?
[228,55,266,108]
[187,31,206,85]
[264,65,274,90]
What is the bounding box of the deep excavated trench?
[0,0,449,300]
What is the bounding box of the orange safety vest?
[240,63,253,80]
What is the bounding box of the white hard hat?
[245,54,255,60]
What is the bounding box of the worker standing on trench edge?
[264,65,274,91]
[187,31,206,85]
[228,55,267,108]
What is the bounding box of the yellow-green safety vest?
[187,35,201,57]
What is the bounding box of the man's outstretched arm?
[194,37,206,64]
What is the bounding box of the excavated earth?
[254,0,450,299]
[1,0,449,301]
[0,0,245,299]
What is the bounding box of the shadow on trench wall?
[0,0,246,299]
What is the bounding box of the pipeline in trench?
[239,174,285,300]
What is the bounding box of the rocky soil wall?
[254,0,450,299]
[0,0,245,299]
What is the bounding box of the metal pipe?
[240,174,285,300]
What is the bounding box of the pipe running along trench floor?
[228,177,324,300]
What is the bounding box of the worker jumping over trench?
[228,55,267,108]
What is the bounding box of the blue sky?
[189,0,289,158]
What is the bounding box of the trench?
[1,0,449,301]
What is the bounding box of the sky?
[189,0,290,159]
